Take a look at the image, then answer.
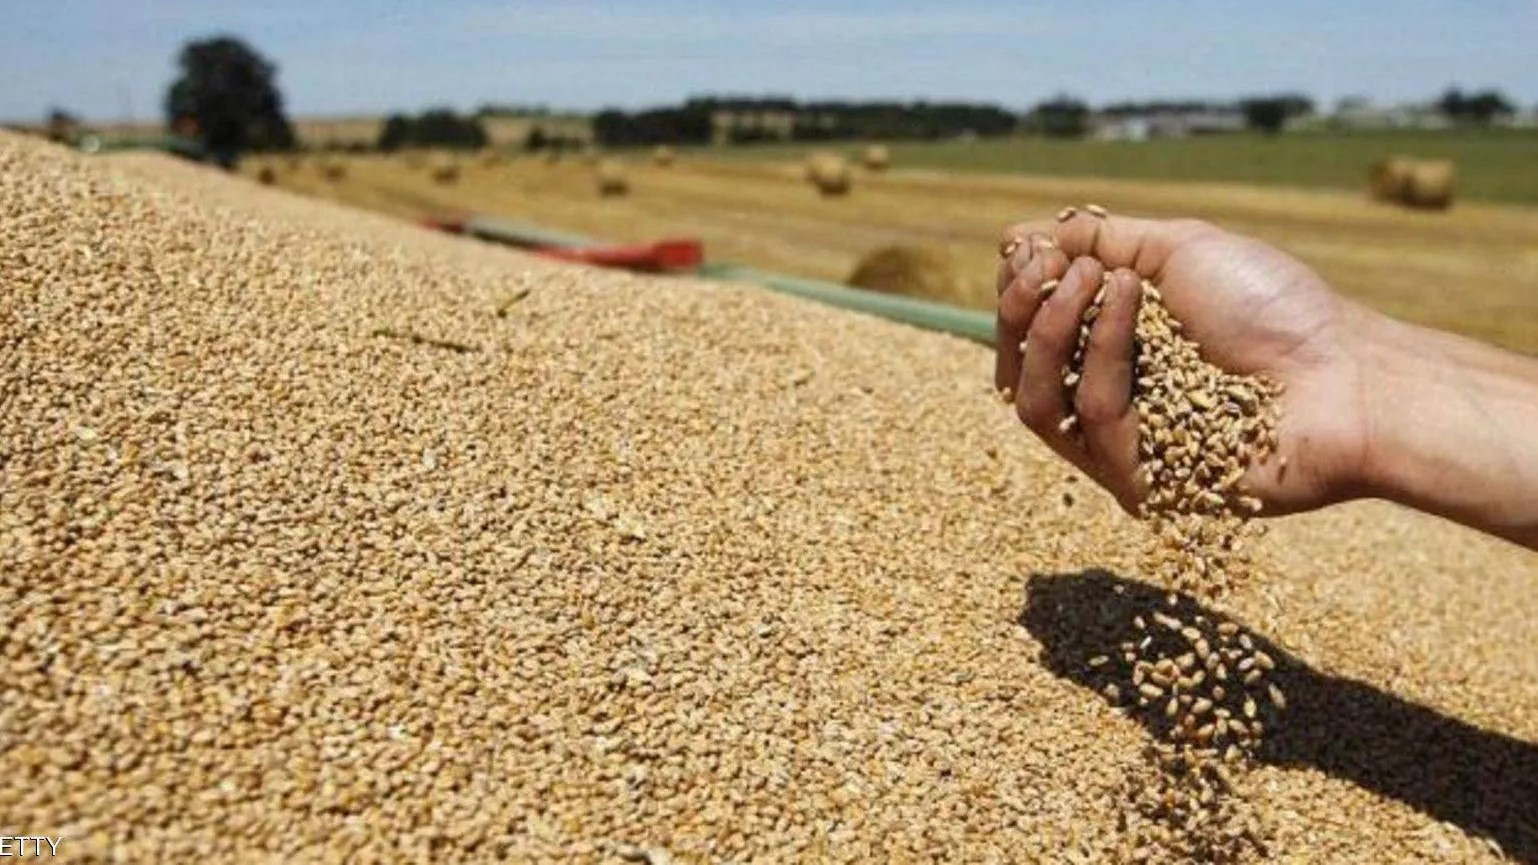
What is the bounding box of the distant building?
[1329,100,1452,130]
[1090,108,1246,141]
[1494,110,1538,129]
[1092,115,1151,141]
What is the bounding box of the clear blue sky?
[6,0,1537,122]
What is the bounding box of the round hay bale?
[431,163,460,185]
[806,152,852,197]
[1369,156,1415,203]
[256,165,277,186]
[861,144,891,172]
[652,145,677,167]
[1369,156,1456,210]
[847,245,960,302]
[323,163,346,181]
[1402,159,1455,210]
[596,160,630,197]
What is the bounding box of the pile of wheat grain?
[3,132,1536,863]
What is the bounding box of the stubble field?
[245,148,1538,354]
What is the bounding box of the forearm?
[1355,314,1538,549]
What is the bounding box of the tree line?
[378,110,488,150]
[57,34,1523,166]
[1026,94,1316,137]
[590,97,1018,147]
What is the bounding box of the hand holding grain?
[995,208,1538,549]
[996,210,1368,516]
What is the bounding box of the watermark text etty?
[0,837,61,858]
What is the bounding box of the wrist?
[1350,310,1426,504]
[1347,310,1538,546]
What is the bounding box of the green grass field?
[703,129,1538,205]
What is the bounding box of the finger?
[998,221,1054,259]
[1052,209,1212,280]
[1017,256,1105,444]
[1075,268,1145,507]
[995,229,1026,296]
[995,246,1069,392]
[996,221,1059,293]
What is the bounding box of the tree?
[165,36,294,168]
[591,106,713,147]
[1437,87,1515,125]
[1025,96,1090,138]
[379,115,412,151]
[1239,94,1314,134]
[375,110,488,151]
[45,107,80,143]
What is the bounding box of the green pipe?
[460,217,995,346]
[697,263,994,345]
[463,216,593,249]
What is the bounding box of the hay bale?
[1370,156,1455,210]
[431,162,460,185]
[847,244,959,302]
[805,152,852,197]
[322,163,346,181]
[596,159,630,197]
[861,144,891,172]
[1369,156,1415,203]
[652,145,677,167]
[256,165,277,186]
[1403,159,1456,210]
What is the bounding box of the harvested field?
[709,131,1538,206]
[243,152,1538,354]
[81,114,592,151]
[5,132,1538,861]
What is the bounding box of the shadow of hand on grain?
[1021,569,1538,864]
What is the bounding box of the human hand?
[995,210,1375,516]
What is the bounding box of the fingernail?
[1010,243,1035,274]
